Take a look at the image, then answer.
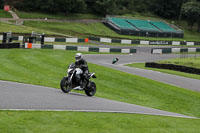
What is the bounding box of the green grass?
[0,21,60,35]
[17,11,101,19]
[0,49,200,118]
[1,15,200,42]
[127,63,200,80]
[1,10,199,42]
[181,28,200,41]
[157,57,200,69]
[0,9,12,18]
[0,21,72,37]
[24,21,200,42]
[24,21,115,38]
[127,56,200,80]
[8,20,17,23]
[0,111,200,133]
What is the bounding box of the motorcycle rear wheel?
[60,77,71,93]
[85,81,96,97]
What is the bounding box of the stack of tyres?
[0,43,20,49]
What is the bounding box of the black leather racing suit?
[75,59,89,86]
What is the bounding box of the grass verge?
[0,9,12,18]
[126,57,200,80]
[17,11,101,19]
[157,57,200,69]
[0,49,200,118]
[1,19,200,42]
[0,110,200,133]
[0,21,61,35]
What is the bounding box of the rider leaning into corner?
[75,53,89,88]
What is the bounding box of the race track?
[0,53,199,118]
[85,53,200,92]
[0,80,194,118]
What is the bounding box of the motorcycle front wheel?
[85,81,96,97]
[60,77,71,93]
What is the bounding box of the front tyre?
[60,77,71,93]
[85,81,96,97]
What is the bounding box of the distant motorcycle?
[60,63,97,96]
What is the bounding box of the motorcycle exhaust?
[73,86,84,91]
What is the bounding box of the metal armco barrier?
[88,36,200,46]
[151,48,200,54]
[22,44,137,54]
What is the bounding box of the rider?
[75,53,89,88]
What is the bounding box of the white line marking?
[0,109,196,119]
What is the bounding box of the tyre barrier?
[0,43,20,49]
[23,44,137,54]
[151,48,200,54]
[145,62,200,75]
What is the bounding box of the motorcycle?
[60,63,97,97]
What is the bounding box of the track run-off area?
[0,52,199,119]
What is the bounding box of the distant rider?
[75,53,89,88]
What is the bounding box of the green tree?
[126,0,150,13]
[14,0,40,11]
[0,0,4,8]
[93,0,118,16]
[150,0,188,18]
[182,1,200,31]
[71,0,87,13]
[40,0,59,13]
[57,0,86,14]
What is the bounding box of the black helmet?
[75,53,83,61]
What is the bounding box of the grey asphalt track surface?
[0,80,195,118]
[85,53,200,92]
[0,52,199,118]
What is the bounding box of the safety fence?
[23,44,137,54]
[0,35,88,43]
[1,35,200,46]
[89,37,200,46]
[151,48,200,54]
[0,42,137,53]
[23,44,137,53]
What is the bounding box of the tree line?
[1,0,200,31]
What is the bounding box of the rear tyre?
[85,81,96,97]
[60,77,71,93]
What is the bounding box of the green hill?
[0,11,200,42]
[24,20,200,41]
